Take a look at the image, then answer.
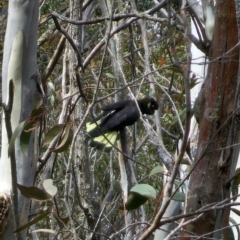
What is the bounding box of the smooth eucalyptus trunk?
[0,0,39,239]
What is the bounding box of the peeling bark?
[182,0,239,238]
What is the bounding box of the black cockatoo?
[86,97,159,151]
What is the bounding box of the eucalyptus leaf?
[149,165,164,177]
[125,192,148,210]
[106,73,115,79]
[43,179,57,197]
[8,120,27,156]
[14,212,50,233]
[172,191,185,202]
[17,183,51,201]
[130,184,156,199]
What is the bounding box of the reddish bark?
[182,0,239,238]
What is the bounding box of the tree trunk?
[182,0,239,238]
[65,0,100,239]
[0,0,39,239]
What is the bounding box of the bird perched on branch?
[86,97,159,151]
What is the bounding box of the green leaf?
[43,179,57,197]
[48,94,55,106]
[30,108,45,118]
[232,168,240,201]
[20,130,32,157]
[106,73,115,79]
[8,120,27,156]
[231,207,240,217]
[20,121,36,157]
[112,180,122,194]
[172,191,185,202]
[130,184,157,199]
[43,124,64,147]
[8,109,44,156]
[14,211,49,233]
[149,165,164,177]
[17,183,51,201]
[55,90,62,104]
[23,120,37,132]
[53,125,73,153]
[174,180,186,188]
[125,192,148,210]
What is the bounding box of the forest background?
[1,0,240,239]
